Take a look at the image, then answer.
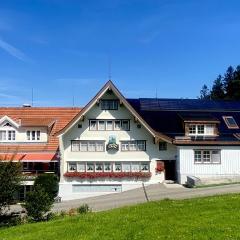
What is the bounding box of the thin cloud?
[0,37,28,61]
[0,93,19,99]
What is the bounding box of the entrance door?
[164,160,177,181]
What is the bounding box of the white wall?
[178,145,240,184]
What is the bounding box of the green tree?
[232,65,240,100]
[210,75,225,99]
[199,84,210,99]
[223,66,235,99]
[24,185,53,221]
[0,161,22,215]
[34,174,59,201]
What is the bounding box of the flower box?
[64,171,152,179]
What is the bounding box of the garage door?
[72,184,122,193]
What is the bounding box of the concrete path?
[53,183,240,212]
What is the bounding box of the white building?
[0,107,79,200]
[58,81,240,200]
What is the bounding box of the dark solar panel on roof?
[137,98,240,111]
[178,112,219,122]
[126,98,240,143]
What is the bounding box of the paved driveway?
[53,183,240,212]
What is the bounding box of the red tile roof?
[0,107,81,153]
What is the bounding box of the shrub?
[77,204,90,214]
[0,214,23,227]
[46,212,57,221]
[59,210,67,217]
[34,174,59,201]
[68,208,76,216]
[0,161,22,215]
[23,185,53,221]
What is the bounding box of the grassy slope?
[1,194,240,240]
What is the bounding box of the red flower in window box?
[63,171,152,179]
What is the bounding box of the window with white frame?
[72,141,80,151]
[71,140,105,152]
[106,120,113,130]
[141,162,150,172]
[223,116,239,129]
[86,162,94,172]
[104,163,111,172]
[205,124,215,135]
[121,140,146,151]
[68,162,77,172]
[131,162,140,172]
[197,125,204,134]
[0,130,6,141]
[188,124,205,135]
[77,163,85,172]
[188,124,217,136]
[95,162,103,172]
[121,120,130,131]
[89,119,130,131]
[67,162,150,173]
[115,163,122,172]
[114,120,121,130]
[194,150,202,163]
[203,150,211,163]
[194,150,221,164]
[122,162,131,172]
[98,120,105,130]
[101,99,118,110]
[27,130,40,141]
[0,130,15,141]
[80,141,88,151]
[88,142,96,152]
[89,120,97,130]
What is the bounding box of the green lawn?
[2,194,240,240]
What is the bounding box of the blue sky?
[0,0,240,106]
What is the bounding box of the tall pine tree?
[232,65,240,100]
[210,75,225,99]
[199,84,210,99]
[223,66,235,99]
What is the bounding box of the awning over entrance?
[0,153,59,162]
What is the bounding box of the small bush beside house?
[34,174,59,201]
[0,161,22,215]
[23,185,53,222]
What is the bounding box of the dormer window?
[187,124,216,136]
[223,116,239,129]
[101,100,118,110]
[27,130,40,141]
[189,124,205,135]
[0,130,15,141]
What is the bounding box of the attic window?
[223,116,239,129]
[101,100,118,110]
[3,123,12,127]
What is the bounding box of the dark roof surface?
[178,112,219,122]
[137,98,240,111]
[127,98,240,144]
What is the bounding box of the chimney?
[22,103,31,108]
